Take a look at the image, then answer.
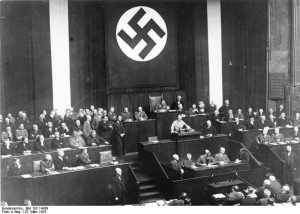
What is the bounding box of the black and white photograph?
[0,0,299,211]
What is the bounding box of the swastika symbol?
[116,6,168,62]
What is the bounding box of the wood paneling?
[0,1,52,118]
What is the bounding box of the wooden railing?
[128,165,140,204]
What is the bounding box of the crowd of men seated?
[221,175,299,206]
[169,147,249,177]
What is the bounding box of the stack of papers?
[213,193,226,199]
[21,174,32,178]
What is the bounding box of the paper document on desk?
[49,171,60,175]
[21,174,32,178]
[151,140,159,143]
[60,148,71,151]
[213,193,226,199]
[90,164,100,167]
[1,155,12,158]
[156,200,166,206]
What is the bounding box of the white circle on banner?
[116,6,167,62]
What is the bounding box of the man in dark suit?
[291,126,300,141]
[255,109,265,120]
[171,95,184,110]
[255,115,268,129]
[87,130,108,146]
[35,114,46,134]
[51,131,64,149]
[43,122,55,138]
[292,112,300,126]
[236,148,250,162]
[1,140,15,155]
[1,118,14,132]
[1,126,14,142]
[53,149,71,170]
[40,154,55,173]
[8,158,22,176]
[224,109,235,122]
[218,99,231,119]
[230,117,246,136]
[267,115,276,128]
[203,120,217,137]
[108,106,117,123]
[64,109,75,130]
[210,110,221,127]
[77,148,92,166]
[121,107,133,122]
[112,168,126,205]
[255,128,271,144]
[245,117,256,130]
[72,119,83,135]
[196,149,214,165]
[240,186,257,206]
[271,127,285,143]
[34,135,51,153]
[57,122,71,137]
[98,116,113,142]
[268,175,281,197]
[244,107,255,121]
[283,146,297,186]
[112,116,125,158]
[277,112,289,127]
[215,147,230,163]
[188,104,199,116]
[275,185,291,203]
[29,124,42,140]
[17,137,33,155]
[170,154,184,175]
[276,104,285,119]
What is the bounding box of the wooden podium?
[171,131,202,141]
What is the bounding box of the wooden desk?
[138,135,229,163]
[123,119,156,153]
[154,112,207,140]
[184,161,249,178]
[1,145,112,176]
[171,131,202,141]
[215,121,235,134]
[1,162,138,205]
[231,127,295,152]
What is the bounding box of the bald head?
[115,167,122,176]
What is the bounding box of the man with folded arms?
[214,147,230,163]
[15,124,28,140]
[34,135,50,152]
[77,148,92,166]
[29,124,42,140]
[245,117,256,130]
[255,115,268,129]
[40,154,55,173]
[51,131,64,149]
[1,126,14,142]
[271,127,284,143]
[98,116,113,142]
[108,106,117,123]
[53,149,71,170]
[57,122,71,137]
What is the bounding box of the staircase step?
[139,184,158,191]
[140,197,164,205]
[135,172,154,183]
[139,190,162,200]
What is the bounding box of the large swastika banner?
[105,3,178,89]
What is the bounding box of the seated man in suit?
[134,106,148,121]
[275,185,292,203]
[8,158,22,176]
[51,131,64,149]
[1,126,14,142]
[1,139,15,156]
[245,107,255,121]
[256,108,265,120]
[266,108,276,120]
[34,135,50,153]
[218,99,231,119]
[214,147,230,163]
[69,130,86,148]
[107,106,117,122]
[223,185,245,205]
[29,124,42,140]
[256,189,272,205]
[53,149,71,170]
[2,117,14,132]
[188,104,199,116]
[196,149,215,165]
[72,119,83,135]
[57,122,71,137]
[98,116,113,142]
[171,95,184,110]
[277,112,289,127]
[267,114,276,128]
[276,104,285,119]
[77,148,92,166]
[255,128,271,144]
[87,130,108,146]
[154,99,169,112]
[182,153,195,168]
[170,115,191,133]
[40,154,55,173]
[245,117,256,130]
[230,117,246,136]
[236,148,249,162]
[255,115,268,129]
[203,120,217,137]
[197,101,206,114]
[36,114,46,134]
[235,109,245,120]
[224,109,235,122]
[43,121,55,138]
[291,126,300,141]
[170,154,184,175]
[292,112,300,126]
[121,107,133,122]
[206,100,217,116]
[271,127,285,143]
[15,124,28,141]
[17,137,33,155]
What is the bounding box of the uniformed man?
[154,99,169,112]
[170,115,191,133]
[255,127,271,144]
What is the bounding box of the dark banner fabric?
[105,2,179,89]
